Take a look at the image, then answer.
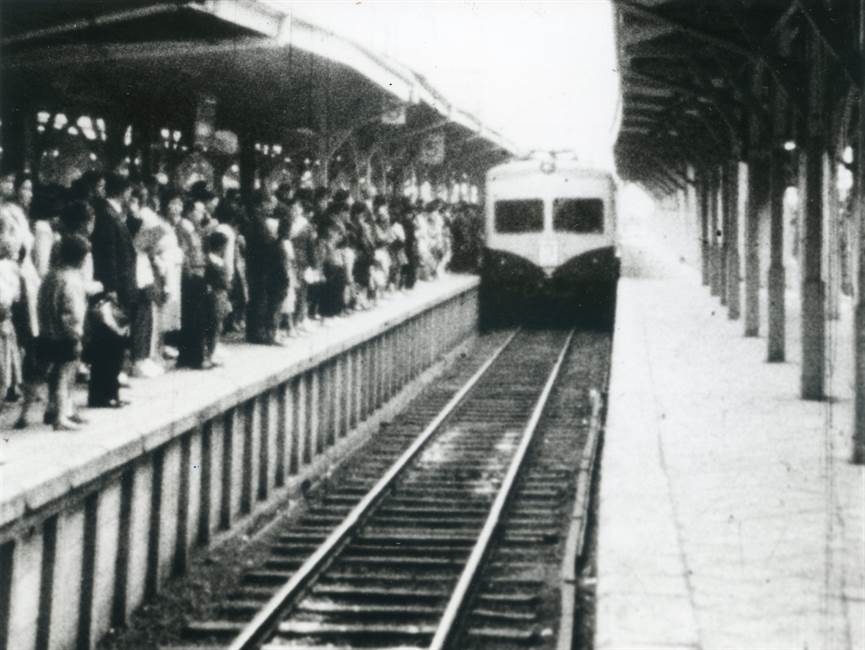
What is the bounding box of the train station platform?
[0,274,478,650]
[596,229,865,650]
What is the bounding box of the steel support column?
[686,164,699,265]
[726,157,741,319]
[719,163,730,306]
[852,0,865,462]
[745,66,767,336]
[745,156,768,337]
[745,161,768,338]
[767,85,787,361]
[710,166,722,297]
[699,172,711,286]
[800,29,826,400]
[825,153,841,320]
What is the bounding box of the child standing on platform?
[38,235,89,430]
[202,230,231,367]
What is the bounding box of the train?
[479,154,620,327]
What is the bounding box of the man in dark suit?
[88,173,135,407]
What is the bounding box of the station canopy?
[0,0,518,175]
[613,0,860,196]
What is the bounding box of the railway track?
[162,329,608,650]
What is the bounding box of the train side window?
[553,198,604,233]
[494,199,544,233]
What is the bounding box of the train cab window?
[494,199,544,233]
[553,198,604,233]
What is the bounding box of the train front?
[479,159,620,328]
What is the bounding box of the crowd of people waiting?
[0,166,483,431]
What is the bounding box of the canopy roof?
[1,0,518,172]
[613,0,860,195]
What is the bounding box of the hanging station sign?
[381,96,408,125]
[211,130,238,155]
[194,94,217,147]
[420,131,445,165]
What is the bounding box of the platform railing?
[0,277,479,650]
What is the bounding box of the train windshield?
[494,199,544,233]
[553,198,604,233]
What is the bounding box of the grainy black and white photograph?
[0,1,863,649]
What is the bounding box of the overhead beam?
[620,21,679,47]
[624,41,697,59]
[622,113,660,124]
[376,118,451,149]
[449,145,509,171]
[649,133,709,172]
[624,83,677,99]
[618,118,721,171]
[683,59,743,149]
[2,36,278,70]
[618,126,654,136]
[626,108,667,121]
[705,53,773,130]
[620,96,727,163]
[616,0,756,60]
[0,3,185,46]
[191,0,284,38]
[794,0,861,85]
[676,104,730,153]
[766,1,801,43]
[724,1,804,105]
[624,70,728,110]
[626,98,669,111]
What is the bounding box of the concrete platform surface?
[0,274,477,529]
[596,234,865,649]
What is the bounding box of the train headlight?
[540,160,556,175]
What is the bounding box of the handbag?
[303,267,324,284]
[90,296,130,338]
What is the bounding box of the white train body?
[481,156,620,325]
[485,158,618,276]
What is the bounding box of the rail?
[429,329,575,650]
[224,329,520,650]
